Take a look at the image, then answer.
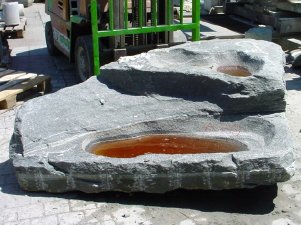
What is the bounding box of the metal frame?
[91,0,201,75]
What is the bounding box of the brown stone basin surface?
[216,66,251,77]
[100,39,286,113]
[88,135,245,158]
[9,75,294,193]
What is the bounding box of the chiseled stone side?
[100,39,286,113]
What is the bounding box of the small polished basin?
[217,66,251,77]
[87,134,244,158]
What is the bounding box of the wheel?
[45,21,59,56]
[74,35,94,82]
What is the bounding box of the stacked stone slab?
[10,39,294,193]
[277,2,301,14]
[100,39,286,113]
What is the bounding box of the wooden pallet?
[0,17,27,38]
[0,69,51,109]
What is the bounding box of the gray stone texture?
[277,2,301,13]
[9,39,294,193]
[100,39,286,113]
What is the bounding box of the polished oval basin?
[217,65,251,77]
[88,134,244,158]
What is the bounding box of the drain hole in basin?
[88,134,244,158]
[217,66,251,77]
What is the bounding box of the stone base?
[10,77,294,193]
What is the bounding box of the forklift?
[45,0,200,81]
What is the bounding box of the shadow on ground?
[8,48,78,91]
[201,15,253,34]
[0,159,277,215]
[9,48,76,80]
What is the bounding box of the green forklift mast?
[46,0,200,80]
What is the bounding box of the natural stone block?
[100,39,286,114]
[9,39,294,193]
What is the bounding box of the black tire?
[74,35,94,82]
[45,21,59,56]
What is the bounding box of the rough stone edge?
[10,113,295,193]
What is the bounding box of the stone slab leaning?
[9,39,294,193]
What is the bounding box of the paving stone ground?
[0,3,301,225]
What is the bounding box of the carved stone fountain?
[10,39,294,193]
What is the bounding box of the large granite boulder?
[9,39,294,193]
[100,39,286,113]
